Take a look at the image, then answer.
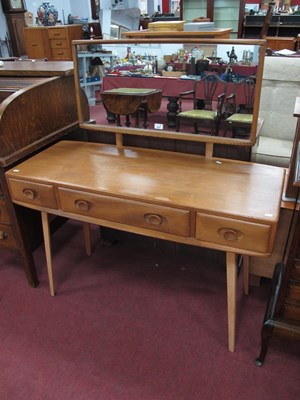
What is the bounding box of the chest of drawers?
[23,25,83,61]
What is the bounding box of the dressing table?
[5,38,286,352]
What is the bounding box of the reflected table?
[100,87,162,128]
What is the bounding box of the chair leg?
[134,111,140,128]
[176,117,180,132]
[194,122,198,134]
[125,115,131,127]
[143,107,148,128]
[255,322,273,366]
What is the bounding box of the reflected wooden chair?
[225,78,255,139]
[176,74,227,135]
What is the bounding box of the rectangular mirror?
[72,38,266,147]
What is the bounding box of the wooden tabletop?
[7,140,284,223]
[0,61,74,77]
[124,28,233,39]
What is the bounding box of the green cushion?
[178,110,217,120]
[227,113,253,124]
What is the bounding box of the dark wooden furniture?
[102,75,256,130]
[0,61,88,288]
[3,12,27,57]
[100,88,162,128]
[284,97,300,200]
[176,75,226,135]
[255,107,300,365]
[243,14,300,45]
[225,78,255,139]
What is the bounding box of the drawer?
[58,188,190,237]
[7,178,58,209]
[51,48,70,59]
[195,213,271,253]
[292,260,300,280]
[48,28,67,39]
[50,39,68,49]
[0,198,10,224]
[0,223,16,250]
[281,302,300,321]
[287,284,300,301]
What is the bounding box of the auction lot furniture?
[100,88,162,128]
[102,76,249,129]
[0,61,87,287]
[6,140,285,352]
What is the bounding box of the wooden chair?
[176,74,227,135]
[225,78,255,138]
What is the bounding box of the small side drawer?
[7,178,58,209]
[195,213,271,253]
[51,48,70,59]
[58,187,190,237]
[0,198,10,224]
[0,223,16,250]
[48,28,67,39]
[50,39,68,49]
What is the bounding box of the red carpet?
[0,220,299,399]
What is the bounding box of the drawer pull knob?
[217,228,244,242]
[22,188,36,200]
[0,230,8,240]
[144,213,165,226]
[75,199,90,211]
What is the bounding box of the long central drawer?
[58,187,190,237]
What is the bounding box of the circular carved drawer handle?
[22,188,36,200]
[75,199,91,212]
[144,213,165,226]
[217,227,244,242]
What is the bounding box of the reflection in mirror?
[73,38,266,146]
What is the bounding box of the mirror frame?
[72,38,266,147]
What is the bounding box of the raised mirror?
[72,38,266,147]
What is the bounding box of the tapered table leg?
[41,211,55,296]
[226,252,238,352]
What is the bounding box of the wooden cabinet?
[243,14,300,41]
[23,27,52,59]
[23,25,83,60]
[0,61,88,288]
[5,13,27,56]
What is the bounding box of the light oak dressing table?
[5,140,285,352]
[5,37,284,352]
